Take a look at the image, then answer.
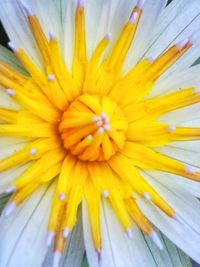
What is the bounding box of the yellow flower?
[0,0,200,266]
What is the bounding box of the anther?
[96,249,102,264]
[194,85,200,94]
[3,202,16,218]
[168,125,176,133]
[53,251,62,267]
[5,185,16,194]
[48,74,55,82]
[96,120,103,127]
[8,42,18,53]
[29,148,37,155]
[184,165,196,174]
[77,0,84,8]
[148,56,156,64]
[126,228,133,239]
[101,112,108,119]
[6,89,16,97]
[129,12,138,24]
[149,230,164,250]
[58,193,66,201]
[98,127,105,134]
[102,190,109,198]
[176,38,189,51]
[63,227,71,239]
[49,31,56,41]
[92,116,101,122]
[103,124,111,131]
[143,192,151,200]
[136,0,146,9]
[47,231,55,247]
[87,135,93,141]
[106,32,112,42]
[18,0,34,17]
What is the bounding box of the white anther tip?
[143,192,151,200]
[101,112,108,119]
[63,227,70,239]
[18,0,34,16]
[47,231,55,247]
[8,42,18,52]
[106,32,112,42]
[102,190,109,198]
[58,193,66,201]
[3,202,16,218]
[29,148,37,155]
[98,127,104,134]
[103,124,111,131]
[92,116,100,122]
[49,32,56,41]
[184,165,196,174]
[176,38,189,50]
[136,0,146,9]
[195,85,200,94]
[87,135,93,141]
[5,185,16,194]
[126,228,133,239]
[96,121,103,127]
[149,230,164,250]
[97,249,102,263]
[48,74,55,81]
[53,251,62,267]
[6,89,16,97]
[77,0,84,8]
[148,56,156,64]
[168,125,176,133]
[129,12,138,24]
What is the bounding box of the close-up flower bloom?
[0,0,200,266]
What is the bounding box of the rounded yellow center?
[59,94,128,161]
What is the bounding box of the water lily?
[0,0,200,266]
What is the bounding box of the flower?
[0,0,200,266]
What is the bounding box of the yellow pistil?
[1,0,200,263]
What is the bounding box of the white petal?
[62,0,76,68]
[0,0,42,69]
[83,199,159,267]
[145,0,200,75]
[0,44,25,110]
[0,163,32,194]
[123,0,168,72]
[138,172,200,264]
[86,0,119,58]
[0,142,28,160]
[155,145,200,169]
[0,183,54,267]
[42,208,85,267]
[0,44,26,74]
[0,88,20,110]
[146,169,200,199]
[148,65,200,98]
[159,104,200,125]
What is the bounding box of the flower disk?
[59,94,127,161]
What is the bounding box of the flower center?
[59,94,128,161]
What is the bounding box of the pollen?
[0,0,200,266]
